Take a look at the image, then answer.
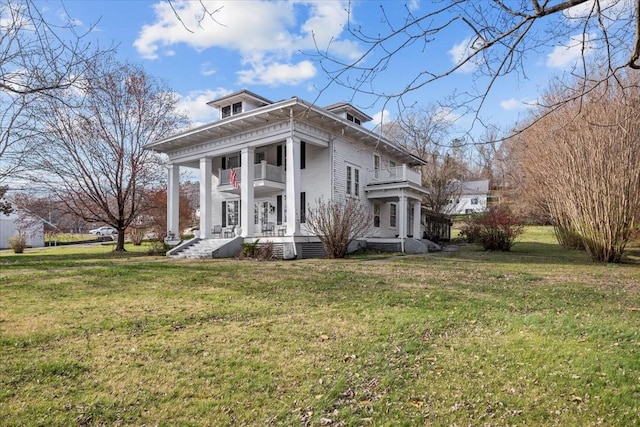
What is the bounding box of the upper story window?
[346,113,361,125]
[471,197,479,205]
[346,165,360,197]
[221,102,243,119]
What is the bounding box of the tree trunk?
[115,229,126,252]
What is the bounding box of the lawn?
[1,229,639,426]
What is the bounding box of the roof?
[324,102,373,123]
[206,89,273,108]
[147,95,426,166]
[459,180,490,195]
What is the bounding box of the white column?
[398,195,407,239]
[240,147,254,237]
[285,137,301,235]
[413,200,422,239]
[167,164,180,237]
[199,157,212,238]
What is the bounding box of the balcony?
[218,161,285,194]
[367,165,422,186]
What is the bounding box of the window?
[300,141,306,169]
[346,113,361,125]
[223,200,240,227]
[232,102,242,115]
[254,151,265,164]
[300,192,306,223]
[222,154,240,170]
[373,154,381,179]
[346,166,360,197]
[354,169,360,197]
[276,195,283,225]
[471,197,479,205]
[374,204,380,228]
[221,105,231,118]
[390,203,397,228]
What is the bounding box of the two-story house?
[145,90,431,259]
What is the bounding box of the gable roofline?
[147,96,426,166]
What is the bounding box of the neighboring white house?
[0,212,45,250]
[446,179,490,215]
[145,90,430,258]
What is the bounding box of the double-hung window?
[390,203,397,228]
[346,165,360,197]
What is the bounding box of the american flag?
[229,168,239,189]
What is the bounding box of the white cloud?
[237,60,316,86]
[546,33,595,69]
[200,62,216,77]
[500,98,521,111]
[176,88,233,126]
[134,0,356,86]
[433,106,460,124]
[448,37,482,73]
[563,0,630,21]
[371,109,392,128]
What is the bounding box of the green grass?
[1,228,639,426]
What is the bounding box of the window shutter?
[222,201,227,227]
[276,145,283,166]
[276,195,282,225]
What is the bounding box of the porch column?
[285,137,301,235]
[240,147,254,237]
[199,157,212,238]
[166,163,180,237]
[413,200,422,239]
[398,195,407,239]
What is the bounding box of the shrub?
[129,228,145,246]
[239,240,274,260]
[9,234,27,253]
[305,197,373,259]
[461,206,524,251]
[240,240,260,258]
[147,240,169,255]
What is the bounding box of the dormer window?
[221,102,243,119]
[346,113,361,125]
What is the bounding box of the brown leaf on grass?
[410,401,424,408]
[320,334,330,341]
[571,395,583,403]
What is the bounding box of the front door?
[254,200,270,232]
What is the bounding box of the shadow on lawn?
[0,249,151,269]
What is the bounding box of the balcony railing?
[367,165,422,186]
[218,161,285,186]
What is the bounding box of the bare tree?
[314,0,639,136]
[305,197,372,259]
[516,71,640,262]
[27,55,189,251]
[0,185,11,215]
[383,107,469,214]
[0,0,107,180]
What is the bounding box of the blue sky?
[50,0,604,138]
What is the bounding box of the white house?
[447,179,490,215]
[145,90,431,258]
[0,212,45,250]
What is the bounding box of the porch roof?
[145,97,426,167]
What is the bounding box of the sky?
[43,0,608,141]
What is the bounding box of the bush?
[8,234,27,253]
[147,240,169,255]
[129,228,145,246]
[460,206,524,251]
[239,240,274,260]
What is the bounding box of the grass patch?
[1,228,639,425]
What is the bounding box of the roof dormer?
[207,89,273,120]
[324,102,373,126]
